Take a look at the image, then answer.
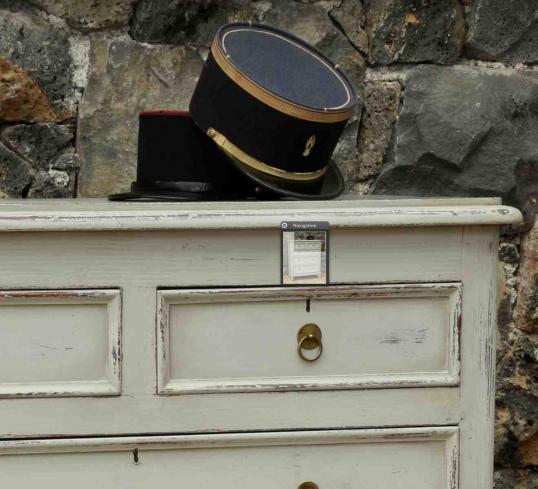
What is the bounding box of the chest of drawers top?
[0,196,520,232]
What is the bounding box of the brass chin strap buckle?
[297,323,323,362]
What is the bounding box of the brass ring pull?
[298,334,323,361]
[298,482,319,489]
[297,323,323,362]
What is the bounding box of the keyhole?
[133,448,140,465]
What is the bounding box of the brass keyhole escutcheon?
[298,482,319,489]
[297,323,323,362]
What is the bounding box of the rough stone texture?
[0,142,33,197]
[332,118,359,189]
[262,0,337,47]
[496,330,538,465]
[495,469,538,489]
[131,0,254,47]
[365,0,464,65]
[494,231,537,480]
[52,151,80,171]
[0,5,75,114]
[77,39,204,196]
[498,238,520,341]
[0,121,78,198]
[466,0,538,65]
[0,58,58,123]
[29,0,137,32]
[356,80,401,181]
[372,65,538,229]
[500,243,521,267]
[514,220,538,334]
[26,168,73,198]
[519,433,538,466]
[0,123,73,170]
[329,0,368,55]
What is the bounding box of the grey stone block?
[372,65,538,228]
[466,0,538,64]
[366,0,464,65]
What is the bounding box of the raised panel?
[0,428,458,489]
[157,283,461,394]
[0,289,121,398]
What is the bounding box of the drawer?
[0,289,121,398]
[289,255,322,277]
[292,263,321,276]
[292,255,320,266]
[293,241,322,252]
[0,427,458,488]
[157,283,461,394]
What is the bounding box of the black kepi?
[190,22,357,200]
[109,110,251,201]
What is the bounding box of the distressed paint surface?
[157,284,461,394]
[0,198,522,232]
[0,428,458,489]
[459,227,499,489]
[0,289,121,398]
[0,426,457,454]
[0,200,511,489]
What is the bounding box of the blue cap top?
[216,23,356,113]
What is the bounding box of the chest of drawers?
[287,240,323,278]
[0,198,521,488]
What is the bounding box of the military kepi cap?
[190,22,357,200]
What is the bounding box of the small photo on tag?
[281,221,329,286]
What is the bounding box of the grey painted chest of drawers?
[0,198,522,488]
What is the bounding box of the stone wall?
[0,1,537,486]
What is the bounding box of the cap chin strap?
[207,127,327,182]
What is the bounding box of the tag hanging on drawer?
[281,221,329,286]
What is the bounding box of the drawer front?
[292,254,320,266]
[293,241,322,252]
[157,283,461,394]
[289,253,323,277]
[0,428,458,488]
[0,289,121,398]
[292,261,321,277]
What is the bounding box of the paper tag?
[281,221,330,285]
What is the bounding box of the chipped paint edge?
[0,205,523,232]
[0,426,459,455]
